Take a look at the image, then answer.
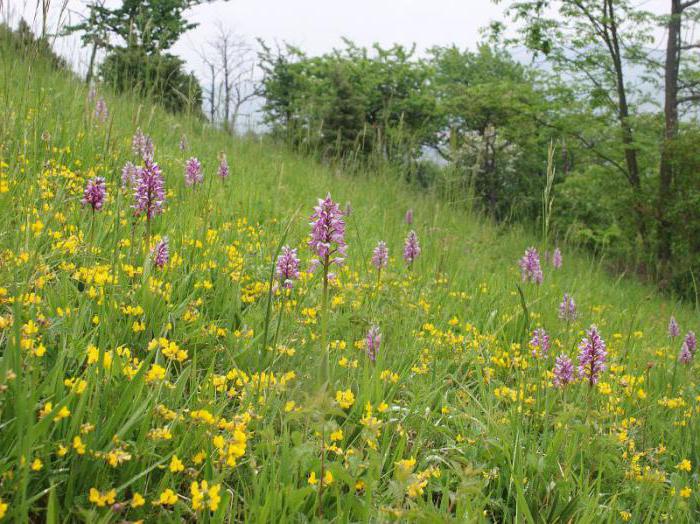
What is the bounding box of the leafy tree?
[665,127,700,297]
[257,42,307,140]
[258,40,553,217]
[1,19,67,70]
[493,0,656,237]
[257,40,435,163]
[65,0,207,55]
[65,0,224,114]
[322,64,367,158]
[496,0,700,288]
[656,0,700,280]
[100,47,202,114]
[427,45,553,219]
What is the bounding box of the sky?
[5,0,510,64]
[5,0,675,70]
[175,0,506,57]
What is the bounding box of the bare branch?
[679,93,700,103]
[197,22,261,132]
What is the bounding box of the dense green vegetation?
[258,42,551,222]
[51,0,700,299]
[64,0,213,113]
[2,18,700,522]
[258,1,700,300]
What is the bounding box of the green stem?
[318,425,326,518]
[272,293,286,350]
[145,218,151,258]
[671,357,679,396]
[320,260,329,386]
[89,209,95,246]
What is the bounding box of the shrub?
[0,20,67,70]
[100,47,202,115]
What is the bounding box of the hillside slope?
[0,41,698,522]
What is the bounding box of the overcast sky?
[175,0,506,56]
[6,0,672,70]
[7,0,508,62]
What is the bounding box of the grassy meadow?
[1,39,700,523]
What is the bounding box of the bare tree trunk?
[208,63,216,122]
[86,41,98,85]
[605,0,641,190]
[41,0,49,39]
[231,103,240,134]
[223,54,231,133]
[599,0,649,252]
[657,0,682,281]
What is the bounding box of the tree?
[496,0,700,282]
[493,0,655,237]
[69,1,110,85]
[100,47,202,113]
[257,41,306,139]
[200,25,259,133]
[657,0,700,280]
[257,40,435,162]
[203,60,218,123]
[65,0,204,55]
[65,0,225,114]
[322,63,367,158]
[427,45,552,218]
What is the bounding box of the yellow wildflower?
[169,455,185,473]
[335,389,355,409]
[676,459,692,472]
[191,480,221,512]
[73,436,86,455]
[155,488,178,506]
[88,488,116,507]
[131,493,145,508]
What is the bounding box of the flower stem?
[320,260,330,387]
[671,357,679,395]
[272,293,285,350]
[145,218,151,257]
[318,426,326,518]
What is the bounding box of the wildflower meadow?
[2,35,700,524]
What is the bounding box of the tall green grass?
[0,36,697,523]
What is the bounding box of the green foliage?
[553,165,633,252]
[259,40,436,163]
[64,0,213,53]
[491,0,700,296]
[254,1,700,297]
[428,45,553,219]
[665,128,700,299]
[259,41,551,220]
[0,20,67,70]
[64,0,216,116]
[4,38,700,522]
[100,47,202,114]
